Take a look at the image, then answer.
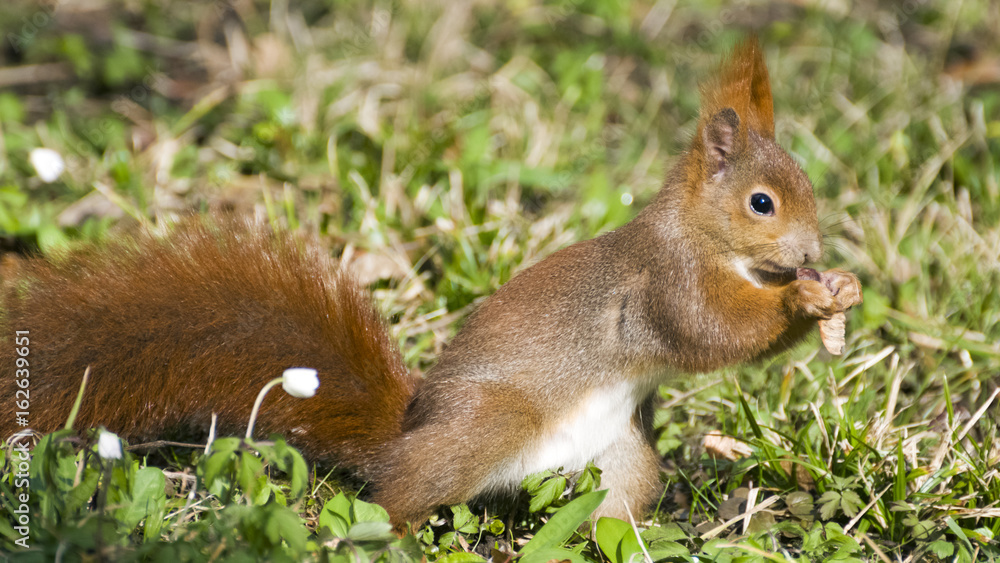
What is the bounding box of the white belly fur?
[485,380,645,492]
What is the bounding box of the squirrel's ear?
[703,107,740,177]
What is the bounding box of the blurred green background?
[1,0,996,381]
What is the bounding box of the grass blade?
[519,489,607,555]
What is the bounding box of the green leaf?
[200,437,241,491]
[595,517,641,563]
[972,527,995,542]
[208,437,242,457]
[641,524,692,561]
[520,489,607,555]
[438,531,458,549]
[65,464,101,515]
[346,521,394,541]
[521,470,550,493]
[487,518,505,535]
[0,512,16,542]
[529,474,567,512]
[327,493,353,520]
[648,541,690,560]
[956,543,973,563]
[573,462,602,494]
[595,517,628,563]
[451,504,479,534]
[319,510,350,538]
[818,491,841,520]
[269,436,309,498]
[116,467,166,536]
[32,430,78,493]
[823,523,863,558]
[641,523,688,543]
[942,375,954,428]
[268,481,287,507]
[319,493,352,537]
[252,476,272,506]
[734,380,765,440]
[786,491,815,520]
[286,448,309,498]
[699,539,737,562]
[236,450,263,499]
[930,540,955,558]
[351,497,391,523]
[893,440,906,503]
[518,547,589,563]
[839,489,863,518]
[436,553,487,563]
[943,516,975,554]
[263,504,308,553]
[102,40,146,87]
[911,520,935,539]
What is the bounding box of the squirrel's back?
[0,216,415,472]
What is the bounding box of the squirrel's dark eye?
[750,193,774,216]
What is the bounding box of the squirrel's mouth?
[754,261,798,283]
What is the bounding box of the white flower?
[97,430,123,460]
[282,367,319,398]
[29,148,65,183]
[246,369,321,438]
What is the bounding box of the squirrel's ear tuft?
[704,108,739,177]
[697,35,774,141]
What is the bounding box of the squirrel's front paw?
[795,268,861,355]
[818,268,862,310]
[788,279,838,319]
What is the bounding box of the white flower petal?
[282,367,319,398]
[97,430,123,460]
[29,148,65,183]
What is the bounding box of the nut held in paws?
[796,267,847,355]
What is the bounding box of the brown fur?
[0,218,415,476]
[0,37,857,529]
[699,36,774,141]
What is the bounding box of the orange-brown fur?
[0,221,415,477]
[0,37,857,528]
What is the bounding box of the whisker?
[822,240,851,255]
[821,221,854,233]
[712,242,781,258]
[818,211,854,226]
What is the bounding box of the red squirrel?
[1,37,859,528]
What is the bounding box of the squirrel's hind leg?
[590,398,663,522]
[370,385,542,530]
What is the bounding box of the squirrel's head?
[683,37,821,283]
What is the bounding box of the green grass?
[2,0,1000,560]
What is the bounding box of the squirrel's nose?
[802,237,823,264]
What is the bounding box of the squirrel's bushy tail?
[0,216,416,472]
